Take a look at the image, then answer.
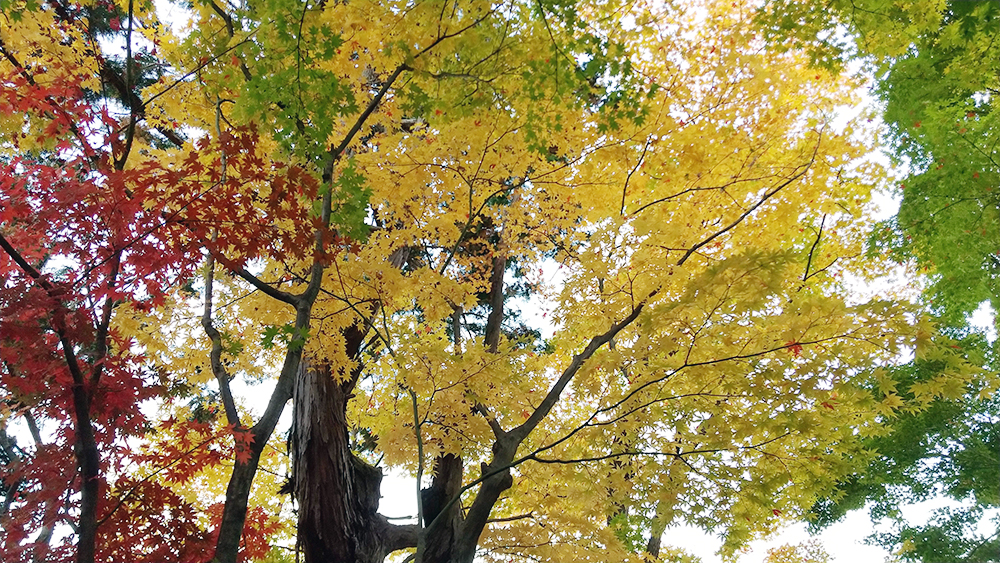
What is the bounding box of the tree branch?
[803,214,826,282]
[218,262,300,306]
[510,294,654,444]
[0,38,92,154]
[487,512,535,524]
[327,63,410,170]
[201,251,242,428]
[484,251,506,354]
[676,130,824,266]
[473,401,506,440]
[620,139,651,216]
[379,517,420,553]
[201,103,242,428]
[0,233,52,293]
[88,252,120,389]
[438,294,657,561]
[410,388,427,560]
[113,0,138,169]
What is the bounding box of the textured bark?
[291,248,417,563]
[294,360,376,562]
[293,332,417,563]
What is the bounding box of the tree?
[756,0,1000,560]
[763,540,832,563]
[0,0,955,562]
[806,334,998,562]
[867,0,1000,329]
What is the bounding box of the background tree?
[763,540,833,563]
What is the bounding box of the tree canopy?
[756,0,1000,560]
[0,1,982,563]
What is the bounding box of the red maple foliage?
[0,17,309,560]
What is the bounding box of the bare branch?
[472,402,507,440]
[199,103,243,428]
[803,214,826,282]
[327,63,411,170]
[510,293,655,444]
[620,139,651,216]
[487,512,535,524]
[113,0,138,170]
[143,38,254,110]
[201,251,242,428]
[221,262,300,306]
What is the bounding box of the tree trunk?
[293,352,416,563]
[645,499,670,558]
[418,454,464,563]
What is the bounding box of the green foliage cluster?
[860,0,999,325]
[810,332,999,560]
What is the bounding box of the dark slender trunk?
[434,246,510,563]
[452,447,515,563]
[214,334,301,563]
[484,253,506,353]
[645,509,669,558]
[418,454,464,563]
[59,334,99,563]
